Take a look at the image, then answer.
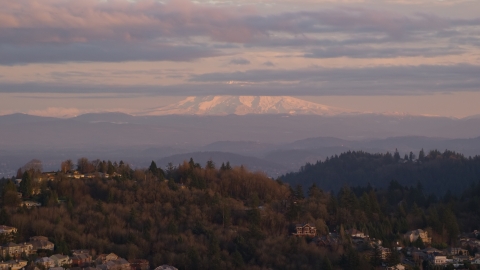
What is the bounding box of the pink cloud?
[0,0,261,44]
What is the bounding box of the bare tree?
[61,159,74,173]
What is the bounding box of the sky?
[1,0,480,118]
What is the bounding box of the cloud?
[2,64,480,96]
[304,46,464,58]
[0,42,220,65]
[263,61,275,66]
[229,58,251,65]
[1,0,479,64]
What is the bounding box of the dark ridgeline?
[282,149,480,195]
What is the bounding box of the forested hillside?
[281,150,480,195]
[0,157,480,269]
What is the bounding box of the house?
[404,229,431,244]
[96,253,119,264]
[35,257,56,268]
[380,247,391,260]
[386,264,405,270]
[429,255,447,266]
[97,259,130,270]
[28,236,54,252]
[129,259,149,270]
[153,266,177,270]
[0,225,17,235]
[1,242,34,258]
[5,260,28,270]
[347,228,367,238]
[447,247,469,256]
[50,254,72,267]
[71,253,92,267]
[422,247,442,255]
[293,223,316,237]
[71,249,90,256]
[472,257,480,264]
[21,201,42,208]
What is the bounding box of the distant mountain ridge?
[142,96,352,116]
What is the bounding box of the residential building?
[129,259,149,270]
[153,266,177,270]
[1,242,33,258]
[71,249,90,256]
[447,247,469,256]
[28,236,54,252]
[293,223,316,237]
[97,259,130,270]
[96,253,119,264]
[35,257,56,268]
[71,253,92,267]
[429,255,447,266]
[50,254,72,267]
[404,229,432,244]
[20,201,42,208]
[5,260,28,270]
[347,228,367,238]
[0,225,17,235]
[386,264,405,270]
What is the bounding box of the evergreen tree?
[149,161,158,175]
[394,148,401,162]
[19,171,33,197]
[419,148,425,161]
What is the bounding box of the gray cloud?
[229,58,251,65]
[304,46,464,58]
[1,1,480,64]
[0,42,220,65]
[263,61,275,66]
[2,64,480,96]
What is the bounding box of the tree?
[386,250,400,267]
[61,160,74,173]
[394,148,401,162]
[295,184,305,200]
[370,245,383,267]
[149,161,158,175]
[19,171,33,197]
[419,148,425,161]
[206,160,215,170]
[77,158,92,174]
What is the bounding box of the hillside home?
[50,254,72,267]
[0,261,27,270]
[0,225,17,235]
[404,229,431,244]
[71,253,92,267]
[29,236,54,252]
[35,257,55,268]
[153,266,177,270]
[429,255,447,266]
[447,247,469,256]
[96,253,119,264]
[293,223,316,237]
[1,242,33,258]
[97,259,130,270]
[129,259,149,270]
[21,201,41,208]
[347,228,368,238]
[386,264,405,270]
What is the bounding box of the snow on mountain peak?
[142,96,352,116]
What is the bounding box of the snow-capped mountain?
[142,96,351,116]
